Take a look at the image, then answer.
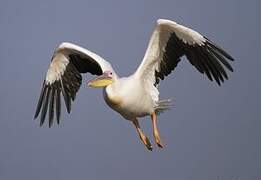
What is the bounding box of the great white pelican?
[34,19,234,150]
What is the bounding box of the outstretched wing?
[34,42,115,127]
[135,19,234,86]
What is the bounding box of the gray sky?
[0,0,260,179]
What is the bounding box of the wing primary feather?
[204,58,221,85]
[208,57,225,83]
[56,88,61,125]
[205,48,228,80]
[48,87,55,127]
[192,47,213,81]
[197,46,221,85]
[207,44,234,72]
[205,38,234,61]
[60,77,71,113]
[34,81,47,119]
[40,86,50,126]
[200,47,225,85]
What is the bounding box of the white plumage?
[34,19,234,150]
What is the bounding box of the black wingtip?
[40,121,44,127]
[48,88,55,127]
[40,86,50,126]
[216,79,221,86]
[228,56,235,61]
[34,114,38,120]
[60,78,71,114]
[206,43,234,73]
[56,88,61,125]
[206,38,235,61]
[34,82,47,120]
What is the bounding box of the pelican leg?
[132,118,153,151]
[151,112,164,148]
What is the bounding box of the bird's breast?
[106,93,122,106]
[103,87,123,108]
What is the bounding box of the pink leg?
[133,118,152,151]
[151,112,164,148]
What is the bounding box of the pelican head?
[87,70,115,88]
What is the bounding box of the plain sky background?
[0,0,260,179]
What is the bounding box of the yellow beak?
[87,75,114,88]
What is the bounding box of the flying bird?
[34,19,234,150]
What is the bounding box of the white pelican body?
[104,75,155,120]
[34,19,234,150]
